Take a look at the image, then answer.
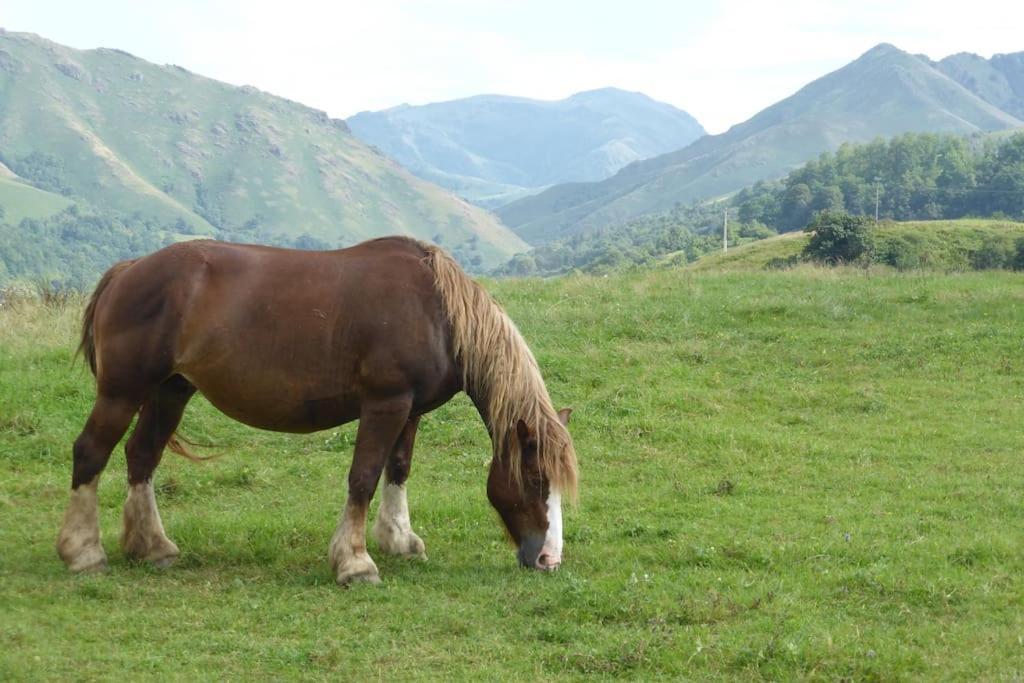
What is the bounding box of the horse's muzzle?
[518,534,561,571]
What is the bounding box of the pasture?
[1,264,1023,679]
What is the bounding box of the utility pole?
[723,207,729,253]
[874,177,882,223]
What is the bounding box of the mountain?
[346,89,705,208]
[0,29,527,272]
[936,51,1024,120]
[498,44,1024,245]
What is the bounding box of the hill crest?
[0,29,526,275]
[347,87,705,208]
[497,43,1023,245]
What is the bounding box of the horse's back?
[98,237,437,332]
[90,237,458,431]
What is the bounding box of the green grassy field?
[690,218,1024,273]
[2,264,1023,680]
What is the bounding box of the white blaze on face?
[541,488,563,567]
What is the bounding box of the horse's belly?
[183,370,360,434]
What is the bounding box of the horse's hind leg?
[372,416,427,559]
[57,395,139,572]
[120,376,195,567]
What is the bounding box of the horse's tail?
[77,259,216,464]
[167,433,219,463]
[77,259,137,376]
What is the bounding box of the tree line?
[736,131,1024,231]
[502,131,1024,277]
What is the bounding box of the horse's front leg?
[330,395,412,585]
[373,416,427,559]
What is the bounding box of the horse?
[56,236,578,584]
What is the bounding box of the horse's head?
[488,407,574,571]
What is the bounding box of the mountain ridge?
[0,28,527,272]
[497,43,1024,244]
[935,50,1024,120]
[347,87,705,208]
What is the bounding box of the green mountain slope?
[0,175,74,223]
[0,29,526,270]
[499,44,1023,245]
[935,51,1024,120]
[347,88,705,208]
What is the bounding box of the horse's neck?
[467,387,498,443]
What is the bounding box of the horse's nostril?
[537,553,560,570]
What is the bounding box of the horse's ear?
[516,419,533,445]
[557,407,573,426]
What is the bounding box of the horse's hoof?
[73,558,109,574]
[374,525,427,560]
[398,534,427,560]
[122,534,180,567]
[337,569,382,586]
[151,555,178,569]
[61,544,109,574]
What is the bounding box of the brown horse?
[57,236,577,584]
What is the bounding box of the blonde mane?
[422,243,578,500]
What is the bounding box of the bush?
[764,255,802,270]
[738,221,776,240]
[505,253,537,276]
[803,211,874,265]
[1014,238,1024,271]
[877,238,921,271]
[970,235,1015,270]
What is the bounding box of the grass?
[0,176,74,224]
[689,218,1024,273]
[2,265,1024,680]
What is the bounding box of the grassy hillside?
[0,30,526,271]
[2,266,1023,679]
[347,88,705,208]
[690,219,1024,272]
[0,176,73,223]
[688,231,807,272]
[499,44,1023,244]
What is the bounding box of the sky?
[2,0,1023,134]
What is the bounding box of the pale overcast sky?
[2,0,1023,134]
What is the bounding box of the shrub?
[1014,238,1024,271]
[764,255,802,270]
[803,211,874,265]
[970,235,1015,270]
[877,238,921,271]
[738,221,776,240]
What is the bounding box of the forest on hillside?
[0,205,345,289]
[0,207,170,289]
[506,131,1024,276]
[735,131,1024,230]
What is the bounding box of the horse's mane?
[421,241,578,500]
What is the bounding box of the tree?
[781,183,814,230]
[505,253,537,276]
[803,211,874,265]
[1014,238,1024,271]
[737,221,775,240]
[971,236,1015,270]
